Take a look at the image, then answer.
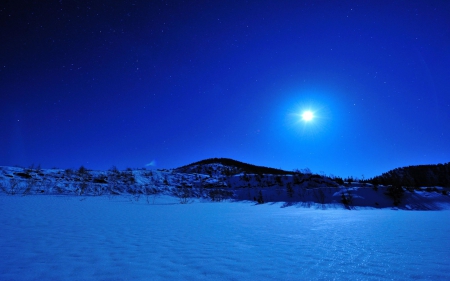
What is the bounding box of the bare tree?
[313,188,326,204]
[2,178,22,195]
[173,186,191,204]
[22,177,38,196]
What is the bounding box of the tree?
[385,185,404,206]
[78,165,87,175]
[286,182,294,198]
[341,188,353,208]
[256,190,264,204]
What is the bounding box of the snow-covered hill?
[1,159,449,210]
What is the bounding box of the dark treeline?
[367,163,450,187]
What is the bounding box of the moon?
[301,111,314,121]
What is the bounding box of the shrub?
[121,171,136,185]
[286,182,294,198]
[314,188,326,204]
[77,180,89,195]
[1,179,21,195]
[341,193,352,206]
[334,177,344,185]
[65,168,74,176]
[109,166,119,174]
[173,186,191,204]
[208,189,233,202]
[385,185,404,206]
[92,183,105,196]
[255,190,264,204]
[144,186,161,204]
[78,165,87,175]
[275,176,282,186]
[23,177,38,196]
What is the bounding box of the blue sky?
[1,0,449,178]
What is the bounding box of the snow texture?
[1,195,450,280]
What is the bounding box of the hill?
[0,159,449,210]
[175,157,296,176]
[368,162,450,188]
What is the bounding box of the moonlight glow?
[302,111,314,121]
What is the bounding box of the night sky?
[1,1,449,178]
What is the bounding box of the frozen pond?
[1,195,449,280]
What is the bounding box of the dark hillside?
[175,158,296,175]
[369,163,450,187]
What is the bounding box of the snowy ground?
[1,195,449,280]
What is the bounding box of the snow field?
[1,195,449,280]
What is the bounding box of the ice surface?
[1,195,449,280]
